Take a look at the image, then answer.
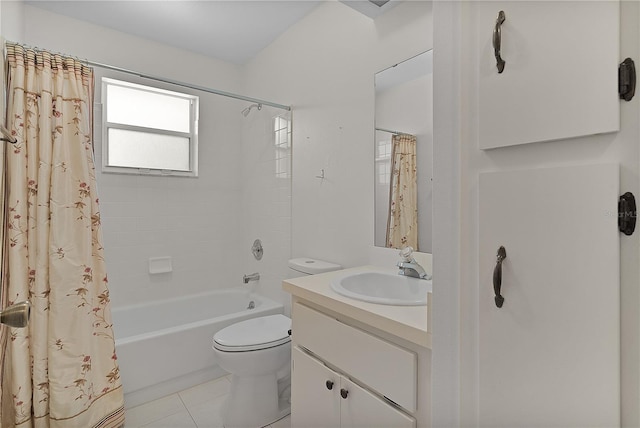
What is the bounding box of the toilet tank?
[287,258,341,277]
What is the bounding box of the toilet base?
[222,373,291,428]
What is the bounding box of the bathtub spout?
[243,273,260,284]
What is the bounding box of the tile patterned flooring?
[124,376,291,428]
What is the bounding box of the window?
[274,115,291,179]
[375,139,391,185]
[102,78,199,176]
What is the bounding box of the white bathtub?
[111,289,284,408]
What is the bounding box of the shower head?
[0,301,31,328]
[241,103,262,117]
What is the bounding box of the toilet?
[212,257,341,428]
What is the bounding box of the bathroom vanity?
[283,266,431,428]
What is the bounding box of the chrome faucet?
[243,272,260,284]
[396,247,431,280]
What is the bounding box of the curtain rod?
[5,41,291,111]
[376,127,409,135]
[0,125,16,144]
[87,60,291,111]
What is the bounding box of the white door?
[478,164,620,427]
[340,377,415,428]
[476,1,620,149]
[291,347,341,428]
[433,0,632,426]
[292,347,416,428]
[470,1,624,425]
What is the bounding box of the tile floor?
[124,376,291,428]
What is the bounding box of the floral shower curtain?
[0,44,124,427]
[386,133,418,250]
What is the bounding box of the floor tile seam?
[177,392,200,427]
[178,377,231,409]
[135,393,190,428]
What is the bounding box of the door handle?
[493,10,506,73]
[493,246,506,308]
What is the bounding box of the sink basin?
[330,271,431,306]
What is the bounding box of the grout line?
[133,393,187,428]
[135,378,235,428]
[177,393,199,428]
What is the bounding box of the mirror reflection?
[374,50,433,252]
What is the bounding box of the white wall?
[10,1,433,330]
[21,5,249,308]
[1,1,24,44]
[243,1,433,269]
[22,6,242,97]
[239,106,293,314]
[431,3,461,425]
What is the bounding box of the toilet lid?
[213,314,291,352]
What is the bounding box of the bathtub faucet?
[243,272,260,284]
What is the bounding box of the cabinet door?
[478,164,619,426]
[291,347,340,428]
[476,1,619,149]
[340,377,415,428]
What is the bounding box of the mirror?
[374,50,433,252]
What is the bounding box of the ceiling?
[25,1,323,64]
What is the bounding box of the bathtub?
[111,289,284,408]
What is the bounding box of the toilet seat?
[213,314,291,352]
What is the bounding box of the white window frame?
[101,78,199,177]
[375,138,391,185]
[274,115,291,179]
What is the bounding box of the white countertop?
[283,265,431,348]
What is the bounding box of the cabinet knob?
[325,380,334,390]
[340,388,349,399]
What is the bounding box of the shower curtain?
[386,133,418,250]
[0,44,124,427]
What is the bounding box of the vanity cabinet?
[292,347,415,428]
[290,301,422,428]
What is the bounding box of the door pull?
[493,246,507,308]
[493,11,506,73]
